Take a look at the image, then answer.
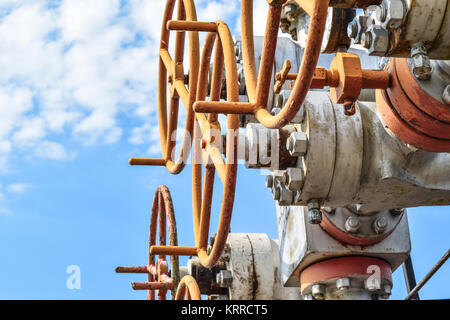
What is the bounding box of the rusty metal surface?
[377,60,450,152]
[115,185,180,300]
[273,53,389,115]
[394,58,450,123]
[299,256,393,296]
[320,207,405,246]
[193,20,239,269]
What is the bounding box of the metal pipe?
[405,249,450,300]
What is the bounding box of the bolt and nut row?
[305,279,392,300]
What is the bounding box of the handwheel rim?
[147,185,180,300]
[158,0,200,174]
[175,275,202,300]
[115,185,180,300]
[191,0,329,129]
[192,22,239,269]
[246,0,330,128]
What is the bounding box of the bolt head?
[216,270,233,288]
[345,216,360,233]
[366,26,390,56]
[380,0,406,29]
[308,209,322,224]
[442,85,450,105]
[336,278,350,291]
[287,132,308,157]
[278,185,295,206]
[284,167,304,191]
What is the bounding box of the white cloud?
[0,0,241,170]
[35,141,68,160]
[6,182,30,194]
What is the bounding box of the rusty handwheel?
[115,186,182,300]
[151,20,240,269]
[191,0,329,128]
[175,276,202,300]
[129,0,200,174]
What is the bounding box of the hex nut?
[216,270,233,288]
[345,216,360,233]
[349,16,369,44]
[283,167,304,191]
[280,18,290,33]
[308,209,322,224]
[373,216,388,234]
[311,284,325,300]
[365,277,381,291]
[278,185,295,206]
[442,85,450,105]
[286,132,308,157]
[411,46,432,80]
[366,25,390,56]
[336,278,350,291]
[284,3,298,22]
[378,0,406,29]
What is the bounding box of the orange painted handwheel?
[142,21,239,269]
[192,22,239,269]
[175,276,202,300]
[243,0,330,128]
[193,0,330,129]
[115,186,180,300]
[129,0,199,174]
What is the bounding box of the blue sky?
[0,0,448,300]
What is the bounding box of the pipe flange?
[320,206,405,246]
[300,256,393,300]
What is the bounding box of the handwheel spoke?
[132,281,170,291]
[160,49,174,76]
